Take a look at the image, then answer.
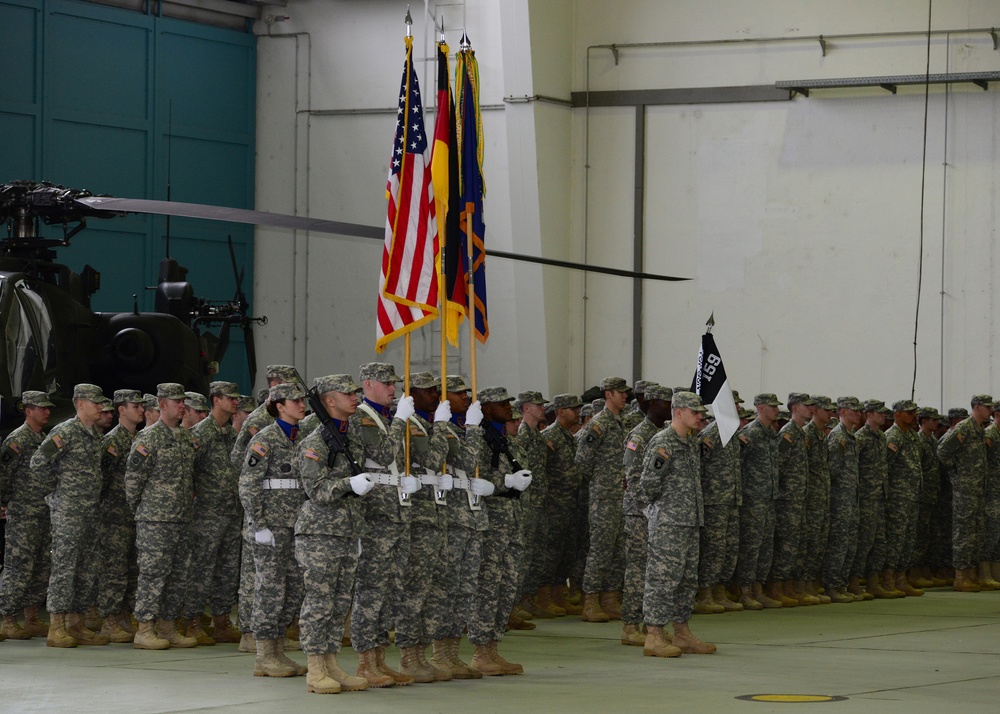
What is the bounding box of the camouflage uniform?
[639,424,703,625]
[621,416,661,625]
[823,420,860,588]
[540,418,581,587]
[185,412,242,620]
[0,421,50,616]
[294,414,367,656]
[517,415,548,599]
[698,420,741,589]
[97,423,139,617]
[772,417,809,581]
[126,418,196,622]
[575,404,626,594]
[853,420,888,577]
[884,418,922,573]
[915,426,941,568]
[238,420,306,640]
[736,418,779,586]
[938,415,987,569]
[32,416,103,613]
[983,421,1000,561]
[801,414,831,583]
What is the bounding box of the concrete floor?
[1,589,998,713]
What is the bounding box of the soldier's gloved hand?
[434,401,452,423]
[469,478,495,497]
[394,396,415,422]
[465,400,484,426]
[254,528,276,547]
[504,469,533,491]
[437,473,454,491]
[400,475,421,494]
[350,473,375,496]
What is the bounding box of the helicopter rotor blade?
[226,234,258,386]
[244,322,257,387]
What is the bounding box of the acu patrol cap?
[510,404,523,420]
[113,389,143,406]
[550,393,583,410]
[266,365,299,383]
[314,374,362,394]
[21,390,55,408]
[644,385,673,402]
[947,407,969,420]
[73,383,104,402]
[359,362,402,383]
[185,392,210,412]
[478,386,514,404]
[862,399,885,413]
[580,404,594,418]
[632,380,655,397]
[143,393,159,410]
[445,375,470,393]
[787,392,815,406]
[237,395,256,412]
[601,376,629,393]
[270,383,306,402]
[672,391,708,413]
[209,381,241,398]
[731,390,745,405]
[99,397,114,412]
[738,406,755,419]
[515,390,547,407]
[812,395,836,411]
[837,396,863,410]
[971,394,995,408]
[754,393,782,407]
[157,383,187,401]
[892,399,918,413]
[917,406,941,420]
[410,372,441,390]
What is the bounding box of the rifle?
[481,420,523,471]
[296,370,364,477]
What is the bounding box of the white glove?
[350,473,375,496]
[400,475,421,494]
[437,473,454,491]
[254,528,276,547]
[504,469,533,491]
[434,401,452,423]
[394,396,415,422]
[469,478,495,497]
[466,400,484,426]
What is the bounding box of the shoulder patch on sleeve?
[738,433,750,445]
[652,446,671,469]
[590,421,604,436]
[361,417,377,427]
[304,448,321,462]
[135,444,150,457]
[8,441,22,455]
[887,442,899,453]
[546,440,556,451]
[107,444,119,457]
[702,436,715,449]
[409,425,423,436]
[783,432,794,443]
[52,434,65,449]
[247,425,259,436]
[191,438,201,450]
[956,432,966,443]
[626,440,638,451]
[250,443,268,458]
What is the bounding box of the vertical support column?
[632,104,645,381]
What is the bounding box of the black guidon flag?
[691,331,741,446]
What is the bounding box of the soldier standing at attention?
[515,390,554,620]
[621,380,653,433]
[293,375,374,694]
[801,396,836,604]
[823,397,864,603]
[639,392,715,659]
[142,394,160,426]
[183,392,209,429]
[914,408,945,585]
[884,400,925,596]
[32,384,108,647]
[980,405,1000,588]
[575,376,630,622]
[0,391,55,640]
[126,383,199,650]
[621,385,671,645]
[853,400,891,599]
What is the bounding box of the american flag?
[376,36,439,353]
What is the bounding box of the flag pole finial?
[460,29,470,50]
[706,312,715,333]
[439,15,445,42]
[404,5,412,37]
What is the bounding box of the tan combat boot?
[237,631,256,653]
[507,613,536,630]
[186,617,216,645]
[738,585,764,611]
[429,639,459,677]
[977,562,1000,590]
[211,614,241,643]
[552,584,583,615]
[880,570,904,598]
[323,653,368,691]
[792,580,820,605]
[712,584,744,611]
[910,567,934,588]
[522,591,554,619]
[753,582,783,608]
[116,610,136,635]
[1,615,31,640]
[541,585,567,617]
[375,645,414,685]
[67,612,110,645]
[133,620,169,650]
[156,618,196,648]
[867,572,896,599]
[826,586,855,604]
[23,604,50,637]
[356,648,395,688]
[417,643,452,681]
[642,625,681,658]
[490,641,523,675]
[581,593,610,622]
[46,613,77,648]
[99,614,134,643]
[672,621,717,654]
[694,587,722,614]
[84,606,103,632]
[953,568,981,592]
[810,580,832,604]
[398,645,435,683]
[846,576,867,601]
[471,642,505,675]
[767,581,797,607]
[599,591,622,620]
[305,654,341,693]
[274,639,307,675]
[896,571,924,596]
[445,638,482,679]
[254,638,297,677]
[620,623,646,646]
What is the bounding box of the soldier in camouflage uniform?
[515,390,554,619]
[394,372,453,682]
[233,395,254,434]
[938,395,993,591]
[576,376,630,621]
[126,383,199,650]
[350,362,418,687]
[238,382,309,676]
[0,391,54,640]
[800,395,835,603]
[94,389,145,644]
[884,399,925,596]
[183,381,244,645]
[698,390,747,611]
[852,400,890,599]
[639,392,714,659]
[183,391,209,429]
[427,375,491,680]
[772,393,818,605]
[293,374,373,694]
[982,405,1000,586]
[914,408,945,585]
[823,397,863,603]
[31,384,107,647]
[736,394,782,608]
[466,386,531,676]
[621,385,671,645]
[539,394,583,614]
[230,365,298,651]
[621,380,654,433]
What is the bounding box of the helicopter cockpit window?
[2,278,56,396]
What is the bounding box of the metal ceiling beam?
[571,85,792,108]
[776,71,1000,97]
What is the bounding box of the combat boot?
[827,586,855,604]
[254,638,297,677]
[84,606,103,632]
[417,643,452,681]
[642,625,681,658]
[285,617,301,642]
[2,615,31,640]
[738,585,764,610]
[804,580,830,605]
[356,648,395,688]
[581,593,610,622]
[896,571,924,597]
[977,562,1000,590]
[910,567,934,588]
[275,639,307,675]
[430,639,459,677]
[552,585,583,615]
[866,572,896,599]
[513,603,534,621]
[599,591,623,620]
[767,581,797,607]
[792,580,820,605]
[46,613,77,648]
[186,617,216,645]
[694,587,723,614]
[99,614,134,643]
[116,610,136,635]
[211,614,241,643]
[490,641,523,675]
[445,638,482,679]
[521,593,551,619]
[132,620,169,650]
[375,645,414,685]
[323,653,368,690]
[880,570,904,598]
[305,654,341,693]
[399,645,435,682]
[846,576,867,601]
[67,612,110,645]
[566,579,583,604]
[537,585,566,617]
[712,584,744,611]
[753,582,783,608]
[237,631,256,653]
[471,642,505,676]
[23,604,49,637]
[155,618,196,648]
[672,621,716,654]
[620,623,646,646]
[507,613,536,630]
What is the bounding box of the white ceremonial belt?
[262,478,301,490]
[419,474,439,486]
[453,476,472,491]
[369,473,400,487]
